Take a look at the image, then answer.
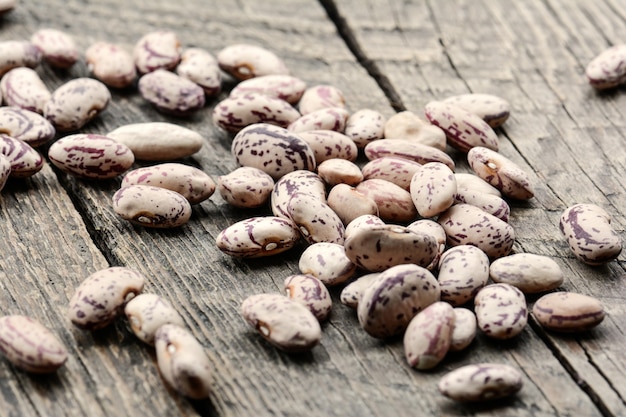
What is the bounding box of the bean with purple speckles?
[284,274,332,321]
[364,139,455,170]
[112,185,192,228]
[384,111,447,151]
[176,47,221,97]
[0,40,41,77]
[454,172,501,197]
[344,214,385,239]
[438,363,523,402]
[217,44,289,81]
[297,130,358,163]
[155,324,212,399]
[361,156,422,191]
[270,170,326,219]
[298,242,356,286]
[437,245,490,306]
[212,93,301,133]
[344,108,386,148]
[86,42,137,88]
[442,93,511,128]
[298,84,346,115]
[139,69,205,116]
[124,293,185,345]
[357,263,440,339]
[326,183,378,225]
[288,192,345,244]
[454,187,510,222]
[355,178,417,222]
[339,273,380,309]
[0,106,55,147]
[450,308,477,352]
[532,292,605,332]
[122,163,215,204]
[403,301,455,370]
[216,216,301,258]
[474,283,528,340]
[585,44,626,89]
[489,253,563,293]
[317,159,363,187]
[559,203,622,265]
[218,166,275,209]
[0,134,43,178]
[133,30,181,74]
[230,74,306,104]
[68,266,146,330]
[410,161,456,218]
[288,107,350,133]
[0,315,68,373]
[31,28,78,68]
[0,68,50,114]
[406,219,447,270]
[44,77,110,132]
[241,293,321,352]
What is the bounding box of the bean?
[124,293,185,345]
[454,187,510,222]
[339,273,380,309]
[410,161,456,218]
[0,106,55,147]
[489,253,564,293]
[232,123,316,180]
[30,28,78,68]
[298,84,346,115]
[288,107,350,133]
[44,77,110,132]
[216,216,301,258]
[113,185,192,228]
[403,301,455,370]
[450,308,477,352]
[383,111,447,151]
[0,134,43,178]
[270,170,326,219]
[107,122,203,161]
[454,172,501,197]
[176,47,222,97]
[355,178,417,222]
[585,44,626,89]
[326,183,378,225]
[212,93,301,133]
[68,267,146,330]
[217,43,289,81]
[217,166,275,209]
[317,159,364,187]
[437,245,490,306]
[133,30,181,74]
[48,133,134,179]
[357,264,440,338]
[230,74,306,104]
[298,242,356,286]
[532,292,605,332]
[0,67,51,113]
[344,214,385,239]
[241,293,321,352]
[86,42,137,88]
[0,40,41,77]
[442,93,511,128]
[138,69,205,115]
[361,156,422,191]
[559,203,622,265]
[475,283,528,339]
[284,274,332,322]
[288,192,345,244]
[438,363,523,402]
[297,130,358,163]
[155,324,212,399]
[0,315,67,373]
[406,219,447,270]
[344,108,386,148]
[122,163,215,204]
[364,139,455,170]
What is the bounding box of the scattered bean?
[454,187,510,222]
[270,170,326,219]
[287,192,345,244]
[284,274,332,321]
[450,308,477,352]
[0,40,41,77]
[30,28,78,68]
[361,156,422,191]
[383,111,447,151]
[490,253,564,293]
[217,166,275,209]
[0,106,55,147]
[113,185,192,228]
[138,69,205,115]
[532,292,605,332]
[298,242,356,285]
[442,93,511,128]
[406,219,447,270]
[217,44,289,81]
[403,301,455,370]
[585,44,626,89]
[409,161,456,218]
[355,178,417,222]
[437,245,490,306]
[339,273,380,309]
[133,30,181,74]
[229,74,306,104]
[364,139,455,170]
[475,283,528,339]
[0,134,43,178]
[216,216,301,258]
[86,42,137,88]
[344,108,386,148]
[454,172,501,197]
[0,67,51,114]
[297,130,358,163]
[212,93,300,133]
[176,47,222,96]
[327,183,378,225]
[288,107,350,133]
[317,158,363,187]
[298,84,346,115]
[124,293,185,345]
[438,363,523,402]
[344,214,385,239]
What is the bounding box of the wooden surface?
[0,0,624,416]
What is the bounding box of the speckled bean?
[454,172,501,197]
[124,293,185,345]
[270,170,326,219]
[122,163,215,204]
[30,28,78,68]
[0,67,51,113]
[0,315,67,373]
[559,203,622,265]
[284,274,332,321]
[241,293,321,352]
[364,139,455,170]
[298,85,346,115]
[133,30,181,74]
[216,216,301,258]
[0,40,41,77]
[468,146,534,200]
[0,154,10,191]
[438,363,523,402]
[0,106,55,147]
[383,111,447,151]
[490,253,564,293]
[217,44,289,81]
[532,292,605,332]
[357,264,440,339]
[450,308,477,352]
[112,185,192,228]
[361,156,422,191]
[288,192,345,244]
[298,242,356,285]
[410,161,456,218]
[406,219,447,270]
[454,187,510,222]
[438,204,515,258]
[339,273,380,309]
[475,283,528,339]
[155,324,212,399]
[442,93,511,128]
[212,93,301,133]
[230,74,306,104]
[48,133,134,179]
[138,69,205,115]
[107,122,203,161]
[218,166,275,209]
[327,183,378,225]
[297,130,358,163]
[86,42,137,88]
[176,47,221,97]
[0,134,43,178]
[288,107,350,133]
[355,178,417,222]
[344,108,386,148]
[403,301,454,370]
[232,123,316,180]
[317,158,363,187]
[344,214,385,239]
[44,78,110,132]
[68,267,146,330]
[437,245,490,306]
[585,44,626,89]
[344,224,438,272]
[425,101,499,152]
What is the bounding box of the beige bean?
[138,69,205,115]
[327,183,378,225]
[44,78,110,132]
[317,158,363,187]
[0,106,55,147]
[0,67,50,113]
[490,253,564,293]
[176,47,221,97]
[287,192,345,244]
[403,301,455,370]
[299,242,356,286]
[30,28,78,68]
[284,274,332,322]
[216,216,301,258]
[532,292,604,332]
[218,166,275,209]
[437,245,490,306]
[298,84,346,115]
[439,363,523,402]
[339,273,381,309]
[217,44,289,81]
[288,107,350,133]
[112,185,192,228]
[0,40,41,77]
[230,74,306,104]
[384,111,447,151]
[364,138,455,170]
[297,130,358,163]
[410,161,456,218]
[133,30,181,73]
[450,308,477,352]
[124,293,185,345]
[356,178,417,222]
[270,170,326,219]
[0,134,43,178]
[361,156,422,191]
[442,93,511,128]
[344,108,386,148]
[86,42,137,88]
[475,283,528,339]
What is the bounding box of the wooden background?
[0,0,624,416]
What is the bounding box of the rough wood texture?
[0,0,624,416]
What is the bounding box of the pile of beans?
[0,13,622,408]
